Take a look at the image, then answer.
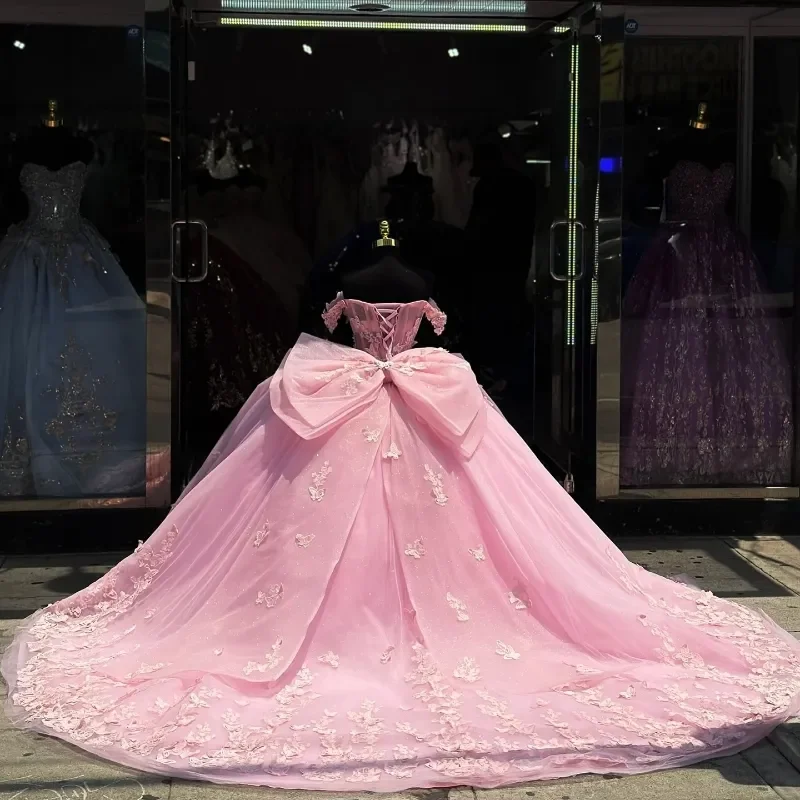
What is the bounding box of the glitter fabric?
[0,161,145,496]
[4,296,800,790]
[621,161,794,487]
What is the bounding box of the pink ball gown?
[3,294,800,790]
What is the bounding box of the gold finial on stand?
[689,102,710,130]
[43,99,62,129]
[373,219,398,249]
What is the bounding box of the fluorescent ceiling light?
[221,1,528,14]
[219,16,527,31]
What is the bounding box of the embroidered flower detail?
[385,765,415,779]
[318,651,340,668]
[322,297,344,332]
[256,584,284,608]
[123,661,169,679]
[295,533,315,548]
[380,646,395,664]
[404,538,425,559]
[469,546,486,562]
[567,662,602,675]
[508,592,526,610]
[213,648,223,656]
[496,641,520,660]
[144,608,157,620]
[362,427,380,442]
[149,697,171,715]
[343,373,364,396]
[424,464,448,506]
[243,637,283,675]
[347,700,385,746]
[447,593,470,622]
[424,302,447,335]
[619,685,636,699]
[253,521,269,547]
[453,656,481,683]
[308,461,332,502]
[347,767,382,783]
[185,722,213,745]
[384,442,402,460]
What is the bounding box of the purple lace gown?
[621,161,794,487]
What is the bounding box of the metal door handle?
[171,219,209,283]
[549,219,586,282]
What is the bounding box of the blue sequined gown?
[0,161,146,497]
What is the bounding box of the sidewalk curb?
[769,725,800,772]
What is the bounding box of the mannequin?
[341,219,433,304]
[0,100,147,499]
[16,100,94,171]
[621,101,793,487]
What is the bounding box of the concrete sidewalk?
[3,534,800,800]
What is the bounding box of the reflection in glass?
[620,37,794,487]
[178,27,550,473]
[751,37,800,481]
[0,26,146,499]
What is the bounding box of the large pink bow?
[270,334,486,457]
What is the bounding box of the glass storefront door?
[530,5,601,494]
[169,1,606,494]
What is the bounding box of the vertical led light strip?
[566,36,580,347]
[590,178,599,345]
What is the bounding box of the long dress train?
[3,295,800,791]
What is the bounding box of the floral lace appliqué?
[256,584,284,608]
[496,641,521,660]
[423,464,448,506]
[453,657,481,683]
[343,373,365,396]
[318,652,340,669]
[308,461,332,502]
[384,442,402,460]
[447,593,470,622]
[469,546,486,562]
[321,296,345,332]
[404,538,425,559]
[243,637,283,675]
[253,521,269,548]
[295,533,315,548]
[508,592,527,611]
[424,302,447,336]
[362,427,380,443]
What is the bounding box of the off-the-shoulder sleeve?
[424,299,447,336]
[321,291,346,332]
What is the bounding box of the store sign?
[624,19,639,35]
[627,39,739,107]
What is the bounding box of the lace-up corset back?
[20,161,86,235]
[322,294,446,358]
[667,160,734,221]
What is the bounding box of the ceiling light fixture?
[219,16,527,32]
[220,0,527,13]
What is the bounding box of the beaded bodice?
[20,161,86,236]
[322,293,446,359]
[667,160,734,222]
